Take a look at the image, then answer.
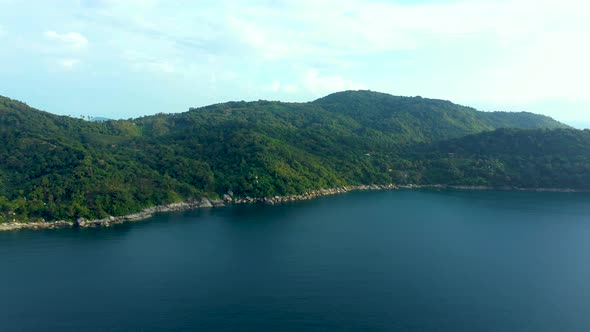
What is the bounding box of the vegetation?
[0,90,584,223]
[403,128,590,189]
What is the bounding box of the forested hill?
[402,128,590,189]
[313,90,568,141]
[136,90,568,143]
[0,90,584,223]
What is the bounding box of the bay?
[1,189,590,331]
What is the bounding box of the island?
[1,90,589,230]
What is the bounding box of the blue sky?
[0,0,589,127]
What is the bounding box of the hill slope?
[0,91,583,223]
[313,90,568,142]
[403,128,590,189]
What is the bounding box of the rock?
[1,184,408,232]
[75,217,85,227]
[210,199,224,207]
[199,198,213,208]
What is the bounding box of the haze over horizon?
[0,0,588,128]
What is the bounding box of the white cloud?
[221,71,237,80]
[227,16,322,60]
[55,58,80,70]
[303,69,365,95]
[34,31,89,71]
[270,81,281,92]
[121,50,176,74]
[261,80,300,94]
[283,84,298,94]
[144,61,175,74]
[225,0,590,107]
[261,69,364,96]
[4,0,590,121]
[87,0,159,11]
[451,0,590,106]
[45,31,88,49]
[224,0,503,60]
[262,80,287,93]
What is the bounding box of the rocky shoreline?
[1,183,587,232]
[399,184,590,193]
[0,184,397,232]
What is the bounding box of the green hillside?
[0,91,583,223]
[402,128,590,189]
[313,90,568,142]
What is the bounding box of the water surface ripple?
[2,190,590,331]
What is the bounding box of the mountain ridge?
[0,90,585,224]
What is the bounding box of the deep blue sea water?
[2,189,590,331]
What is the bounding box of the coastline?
[1,183,588,232]
[0,184,397,232]
[398,184,590,193]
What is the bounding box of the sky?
[0,0,589,127]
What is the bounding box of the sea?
[1,189,590,331]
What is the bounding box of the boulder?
[199,198,213,208]
[210,199,225,207]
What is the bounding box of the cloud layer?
[0,0,588,124]
[45,31,88,49]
